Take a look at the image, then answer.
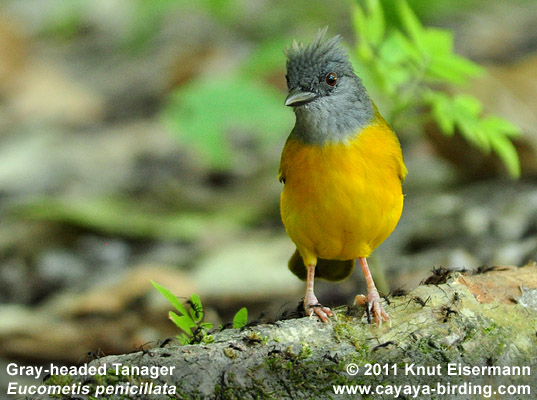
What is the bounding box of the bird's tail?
[288,249,355,282]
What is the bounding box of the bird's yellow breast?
[279,115,406,267]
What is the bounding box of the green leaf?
[349,0,522,178]
[417,29,472,84]
[352,3,368,39]
[378,31,420,65]
[426,55,484,84]
[490,132,521,178]
[177,333,191,345]
[421,29,453,56]
[352,3,374,61]
[481,116,522,138]
[425,91,455,135]
[232,307,248,329]
[453,103,490,151]
[188,293,204,323]
[365,0,385,46]
[453,94,483,116]
[169,311,196,334]
[482,116,522,177]
[152,280,189,316]
[396,0,425,50]
[199,322,214,330]
[374,61,412,95]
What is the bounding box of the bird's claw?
[354,291,390,327]
[304,294,333,322]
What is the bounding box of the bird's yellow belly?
[280,124,405,267]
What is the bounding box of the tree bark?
[32,264,537,399]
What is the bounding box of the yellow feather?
[279,113,406,272]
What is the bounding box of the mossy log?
[33,264,537,399]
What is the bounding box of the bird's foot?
[304,292,333,322]
[354,289,390,327]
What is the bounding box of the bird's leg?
[354,257,390,326]
[304,263,333,322]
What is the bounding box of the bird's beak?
[285,88,319,107]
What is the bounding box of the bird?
[279,28,407,325]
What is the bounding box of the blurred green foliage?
[162,0,521,176]
[163,74,291,169]
[17,197,248,240]
[352,0,521,177]
[41,0,242,46]
[38,0,523,177]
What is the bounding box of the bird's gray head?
[285,28,373,144]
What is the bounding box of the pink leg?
[354,257,390,326]
[304,264,333,322]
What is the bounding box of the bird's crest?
[285,27,348,72]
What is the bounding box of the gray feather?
[285,28,374,144]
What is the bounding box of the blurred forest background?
[1,0,537,394]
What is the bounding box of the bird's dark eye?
[325,72,337,86]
